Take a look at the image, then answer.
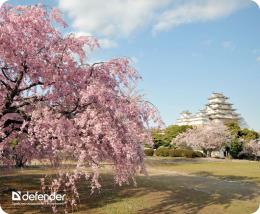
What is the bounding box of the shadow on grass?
[0,169,259,214]
[136,173,260,214]
[78,171,260,213]
[145,157,208,165]
[191,171,260,183]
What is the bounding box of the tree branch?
[14,96,44,109]
[1,67,16,83]
[0,79,12,91]
[18,81,43,92]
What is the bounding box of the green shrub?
[169,149,183,157]
[155,147,170,157]
[144,148,154,156]
[193,151,205,158]
[151,130,166,149]
[169,149,204,158]
[237,151,255,160]
[155,148,205,158]
[229,139,244,159]
[182,149,194,158]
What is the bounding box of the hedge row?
[144,148,154,156]
[144,147,204,158]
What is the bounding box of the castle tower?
[205,92,240,124]
[176,92,241,126]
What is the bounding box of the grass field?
[1,158,260,214]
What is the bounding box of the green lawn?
[1,158,260,214]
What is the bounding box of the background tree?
[164,125,192,146]
[227,122,259,142]
[151,128,166,149]
[244,140,260,159]
[151,125,191,149]
[239,128,259,142]
[226,122,259,158]
[173,122,231,157]
[229,138,244,159]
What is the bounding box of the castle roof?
[176,92,242,126]
[208,93,228,100]
[206,102,233,106]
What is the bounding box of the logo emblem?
[11,191,21,201]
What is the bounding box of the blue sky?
[6,0,260,130]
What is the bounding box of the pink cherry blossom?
[0,5,162,212]
[173,122,231,156]
[244,140,260,157]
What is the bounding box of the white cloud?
[73,32,92,37]
[153,0,249,33]
[99,38,118,49]
[58,0,170,38]
[58,0,250,39]
[256,56,260,62]
[68,31,118,49]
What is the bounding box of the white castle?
[176,92,241,126]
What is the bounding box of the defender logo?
[11,191,65,204]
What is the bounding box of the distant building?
[176,92,241,126]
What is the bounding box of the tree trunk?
[207,151,212,157]
[15,158,26,168]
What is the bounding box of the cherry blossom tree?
[173,122,231,157]
[0,4,161,211]
[244,140,260,158]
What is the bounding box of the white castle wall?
[176,93,240,126]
